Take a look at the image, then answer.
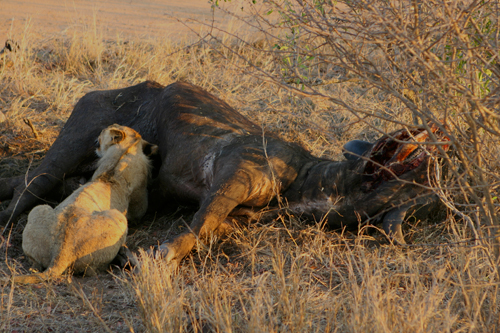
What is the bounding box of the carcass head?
[360,123,449,193]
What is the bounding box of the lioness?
[0,82,448,269]
[2,125,157,284]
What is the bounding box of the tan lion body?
[6,125,156,284]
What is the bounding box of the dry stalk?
[22,118,38,139]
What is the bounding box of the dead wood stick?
[23,118,39,139]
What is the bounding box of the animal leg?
[127,186,148,223]
[153,176,252,266]
[214,219,236,238]
[382,204,412,244]
[113,246,139,269]
[0,138,97,226]
[0,175,24,200]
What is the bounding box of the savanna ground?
[1,0,500,332]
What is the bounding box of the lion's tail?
[8,273,48,284]
[1,266,65,285]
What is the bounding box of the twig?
[23,118,39,139]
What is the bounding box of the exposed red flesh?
[362,123,449,192]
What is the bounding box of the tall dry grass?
[125,219,499,332]
[0,1,499,332]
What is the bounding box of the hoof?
[113,246,139,271]
[146,243,178,269]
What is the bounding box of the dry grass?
[1,1,499,332]
[126,221,500,332]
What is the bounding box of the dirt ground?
[0,0,240,42]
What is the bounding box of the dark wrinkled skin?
[0,81,434,266]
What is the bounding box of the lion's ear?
[109,129,125,144]
[142,141,158,156]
